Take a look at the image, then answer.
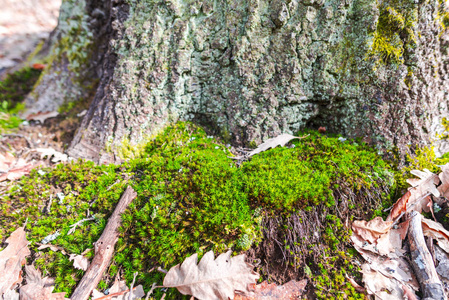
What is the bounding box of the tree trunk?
[25,0,449,163]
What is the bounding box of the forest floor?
[2,3,449,299]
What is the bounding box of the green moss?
[241,130,394,211]
[369,1,418,65]
[0,67,42,107]
[1,122,398,298]
[0,67,42,131]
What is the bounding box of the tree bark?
[24,0,449,163]
[70,186,137,300]
[407,211,445,300]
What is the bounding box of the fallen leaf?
[438,163,449,201]
[235,280,307,299]
[387,191,411,222]
[32,63,46,70]
[35,148,68,163]
[351,217,393,244]
[361,264,403,298]
[0,152,15,171]
[376,226,404,256]
[407,169,440,198]
[92,277,145,300]
[26,111,59,123]
[2,288,19,300]
[232,134,306,160]
[0,155,40,182]
[0,227,30,295]
[163,250,259,300]
[69,254,89,271]
[318,127,326,133]
[20,265,68,300]
[421,217,449,253]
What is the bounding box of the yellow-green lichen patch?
[369,0,418,65]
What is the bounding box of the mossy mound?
[0,122,399,299]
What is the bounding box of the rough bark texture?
[25,0,449,162]
[70,186,137,300]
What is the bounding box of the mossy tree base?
[1,122,403,299]
[20,0,449,163]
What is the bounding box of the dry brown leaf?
[387,191,411,222]
[352,217,393,244]
[387,180,436,223]
[376,226,404,257]
[438,163,449,200]
[407,169,440,198]
[69,254,89,271]
[0,152,15,171]
[20,265,68,300]
[0,227,30,295]
[361,264,404,298]
[92,278,145,300]
[421,218,449,253]
[0,161,40,182]
[37,244,67,255]
[234,280,307,299]
[163,250,259,300]
[232,134,305,160]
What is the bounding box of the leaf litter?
[351,163,449,299]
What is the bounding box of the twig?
[144,283,157,300]
[67,216,96,235]
[407,211,445,300]
[128,272,138,300]
[70,186,137,300]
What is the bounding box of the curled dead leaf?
[421,217,449,253]
[231,134,306,160]
[351,217,393,244]
[69,254,90,271]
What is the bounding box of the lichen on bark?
[22,0,449,163]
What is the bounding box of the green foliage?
[0,67,41,106]
[0,122,397,298]
[0,67,41,131]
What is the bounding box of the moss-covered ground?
[0,121,410,299]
